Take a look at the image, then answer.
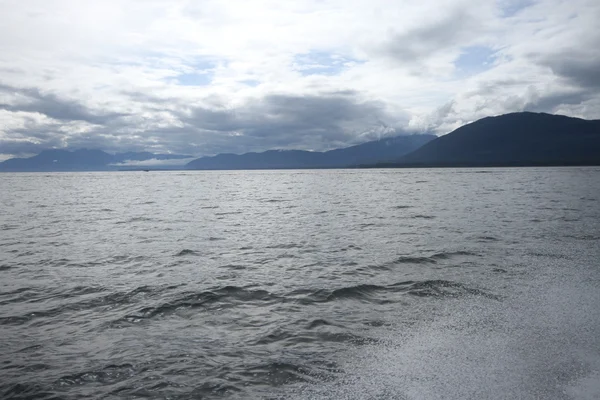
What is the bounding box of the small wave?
[411,214,435,219]
[0,315,37,325]
[327,284,388,302]
[527,251,567,259]
[238,362,314,386]
[475,236,499,242]
[430,250,478,260]
[317,332,376,345]
[267,243,303,249]
[1,284,182,326]
[392,256,438,264]
[383,251,478,267]
[290,279,498,306]
[358,223,379,229]
[17,344,43,353]
[221,264,246,270]
[261,199,291,203]
[0,286,33,297]
[290,284,390,305]
[174,381,241,397]
[0,224,19,231]
[277,253,299,259]
[398,280,499,299]
[113,286,280,325]
[306,319,334,329]
[334,245,362,253]
[255,328,294,345]
[175,249,200,256]
[563,234,600,241]
[2,382,55,399]
[115,217,153,224]
[55,363,137,386]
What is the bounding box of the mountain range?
[0,150,192,172]
[1,112,599,172]
[185,134,435,170]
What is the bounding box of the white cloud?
[0,0,598,158]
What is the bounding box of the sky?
[0,0,599,160]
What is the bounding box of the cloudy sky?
[0,0,598,160]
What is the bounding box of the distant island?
[1,112,599,172]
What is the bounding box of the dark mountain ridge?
[395,112,600,167]
[185,134,436,170]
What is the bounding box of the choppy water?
[1,168,599,400]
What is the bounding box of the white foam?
[291,255,600,400]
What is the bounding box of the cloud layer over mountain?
[1,0,598,160]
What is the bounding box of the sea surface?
[1,168,599,400]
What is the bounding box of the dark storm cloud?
[1,88,404,158]
[522,90,596,113]
[527,26,600,91]
[177,91,405,153]
[541,55,600,90]
[0,83,127,125]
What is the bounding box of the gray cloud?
[178,91,408,154]
[0,83,127,125]
[424,77,599,135]
[375,8,479,70]
[0,137,60,156]
[541,54,600,90]
[1,89,408,158]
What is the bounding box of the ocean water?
[0,168,599,400]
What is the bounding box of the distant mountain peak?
[397,112,600,167]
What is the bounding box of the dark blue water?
[1,168,599,399]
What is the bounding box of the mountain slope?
[186,134,436,170]
[398,112,600,166]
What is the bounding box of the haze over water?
[1,168,599,399]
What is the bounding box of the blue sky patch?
[293,51,359,76]
[499,0,535,18]
[454,46,497,77]
[175,72,212,86]
[240,79,260,87]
